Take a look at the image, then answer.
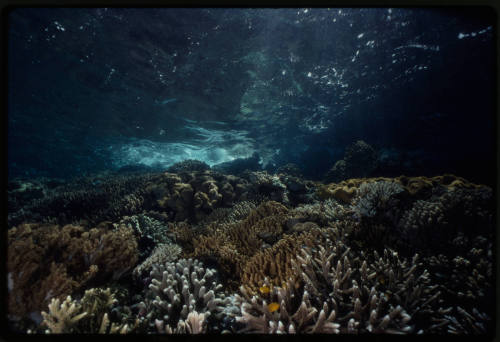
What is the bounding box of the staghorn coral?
[424,233,493,334]
[155,311,207,333]
[351,181,405,220]
[40,288,133,334]
[7,222,138,319]
[136,258,231,333]
[289,240,447,333]
[235,277,340,333]
[40,296,88,333]
[445,306,492,334]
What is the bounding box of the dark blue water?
[8,8,495,184]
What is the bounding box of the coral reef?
[8,222,138,318]
[318,174,488,205]
[7,172,493,334]
[167,159,211,173]
[351,181,404,218]
[424,233,493,333]
[136,258,231,333]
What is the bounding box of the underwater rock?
[276,163,303,177]
[324,140,377,183]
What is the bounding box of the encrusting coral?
[8,222,138,318]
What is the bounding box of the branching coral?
[423,234,493,334]
[136,258,231,333]
[40,288,132,333]
[132,243,182,279]
[292,240,446,333]
[240,227,341,293]
[245,171,290,204]
[155,311,207,333]
[397,186,493,252]
[191,201,290,282]
[235,277,340,333]
[289,198,353,228]
[116,213,171,262]
[351,181,404,220]
[8,172,156,227]
[7,222,138,318]
[41,296,88,333]
[236,236,445,334]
